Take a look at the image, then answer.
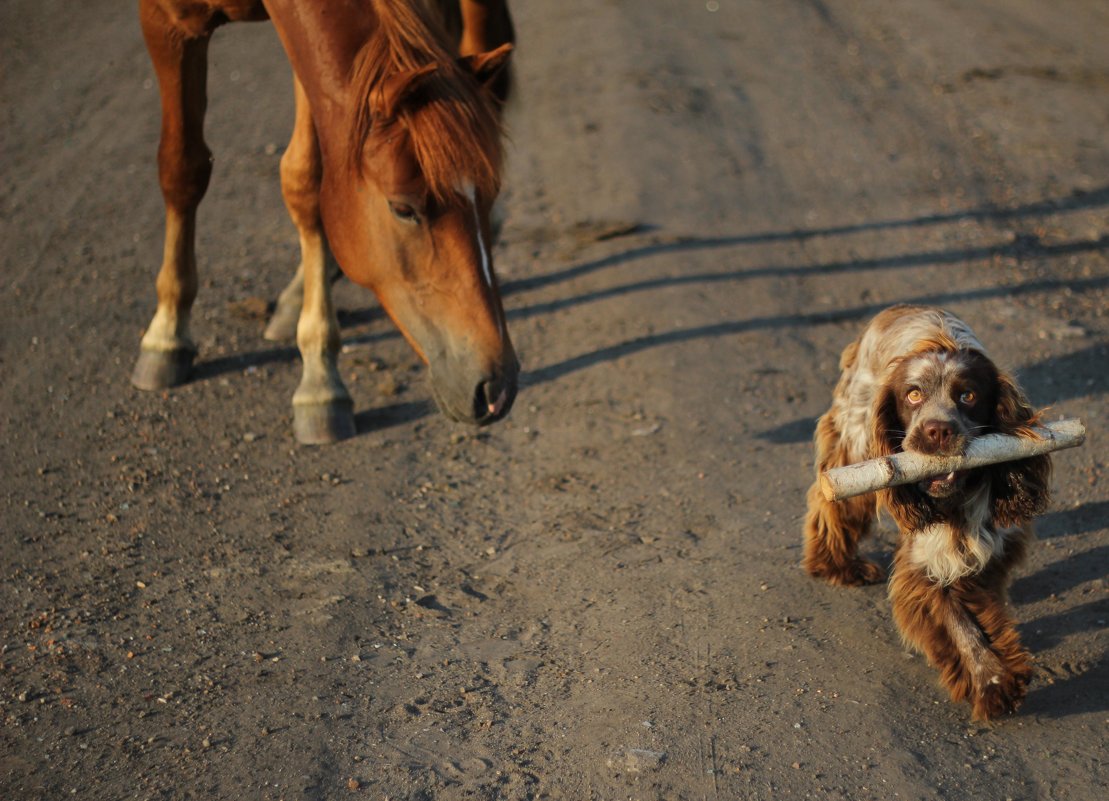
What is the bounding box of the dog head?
[872,344,1051,523]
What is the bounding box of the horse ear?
[371,62,439,120]
[458,42,513,88]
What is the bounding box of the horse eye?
[959,390,976,405]
[906,388,924,405]
[389,202,419,223]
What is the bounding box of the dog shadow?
[1032,500,1109,541]
[1016,500,1108,720]
[1014,499,1109,604]
[1023,658,1108,720]
[756,416,818,445]
[1021,593,1108,649]
[1020,595,1109,720]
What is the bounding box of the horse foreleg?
[132,1,212,390]
[281,77,355,444]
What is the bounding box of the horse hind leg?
[280,77,354,444]
[263,68,344,344]
[132,1,212,390]
[262,235,340,343]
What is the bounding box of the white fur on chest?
[907,489,1001,585]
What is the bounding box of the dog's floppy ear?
[988,371,1052,525]
[870,381,929,529]
[993,371,1041,436]
[869,383,902,459]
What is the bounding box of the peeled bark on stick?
[820,419,1086,502]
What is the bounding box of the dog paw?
[807,558,885,587]
[970,669,1030,721]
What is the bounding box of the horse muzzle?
[430,356,518,426]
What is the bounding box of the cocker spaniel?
[803,304,1051,720]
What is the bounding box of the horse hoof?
[131,348,195,390]
[294,400,355,444]
[263,303,299,342]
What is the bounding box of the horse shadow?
[239,185,1108,391]
[501,185,1108,386]
[355,400,431,434]
[500,184,1109,300]
[185,186,1108,437]
[520,269,1109,388]
[186,322,431,436]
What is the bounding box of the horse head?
[324,43,517,425]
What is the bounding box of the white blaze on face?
[458,182,495,291]
[458,181,504,338]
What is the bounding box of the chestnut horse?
[131,0,518,443]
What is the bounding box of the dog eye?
[959,390,976,405]
[906,388,924,405]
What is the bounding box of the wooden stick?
[820,419,1086,502]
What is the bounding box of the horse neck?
[265,0,376,149]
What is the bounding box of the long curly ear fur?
[988,372,1052,526]
[871,383,930,531]
[869,383,901,459]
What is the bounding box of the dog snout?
[921,418,957,452]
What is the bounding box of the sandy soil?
[2,1,1107,799]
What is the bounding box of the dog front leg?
[803,413,884,586]
[890,547,1030,720]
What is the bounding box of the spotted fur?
[802,305,1051,720]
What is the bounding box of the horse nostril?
[473,375,514,422]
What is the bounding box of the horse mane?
[348,0,503,203]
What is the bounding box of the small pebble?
[607,747,667,773]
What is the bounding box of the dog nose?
[922,419,955,449]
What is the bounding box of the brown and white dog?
[803,304,1051,720]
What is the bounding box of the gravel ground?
[2,1,1107,799]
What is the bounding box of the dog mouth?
[919,470,964,497]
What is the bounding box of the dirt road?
[3,1,1107,799]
